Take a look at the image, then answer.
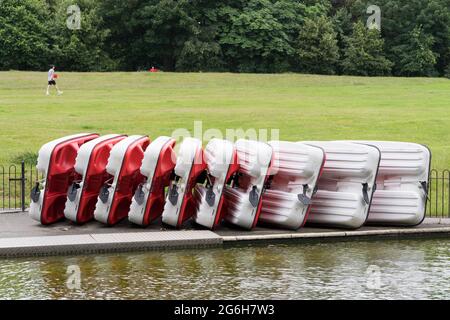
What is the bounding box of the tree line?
[0,0,449,77]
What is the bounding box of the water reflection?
[0,239,448,299]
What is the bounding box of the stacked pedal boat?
[30,133,99,224]
[194,139,239,229]
[161,137,206,228]
[93,135,150,225]
[303,141,381,229]
[223,140,273,230]
[29,134,432,230]
[351,141,431,226]
[64,134,126,224]
[258,141,325,230]
[129,136,176,226]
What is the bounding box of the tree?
[341,21,393,76]
[49,0,116,71]
[175,0,225,71]
[295,16,340,74]
[0,0,51,70]
[0,0,448,76]
[218,0,293,72]
[99,0,199,71]
[393,26,438,76]
[375,0,449,76]
[416,0,450,76]
[176,39,224,71]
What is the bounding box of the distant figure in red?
[149,66,159,73]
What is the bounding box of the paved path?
[0,212,449,258]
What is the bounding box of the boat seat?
[223,140,273,230]
[258,141,325,230]
[94,135,150,225]
[128,136,176,226]
[30,133,99,225]
[303,141,381,229]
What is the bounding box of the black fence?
[1,163,449,218]
[0,162,43,212]
[428,169,450,217]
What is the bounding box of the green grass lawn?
[0,71,449,170]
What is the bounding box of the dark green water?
[0,239,449,300]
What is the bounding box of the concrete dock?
[0,212,449,258]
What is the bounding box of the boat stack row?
[29,133,431,230]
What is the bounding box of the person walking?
[46,65,63,96]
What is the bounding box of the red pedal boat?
[194,139,239,229]
[223,140,274,230]
[161,137,207,228]
[128,136,177,226]
[30,133,99,225]
[94,135,150,226]
[64,134,127,224]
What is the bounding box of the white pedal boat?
[93,135,150,225]
[194,139,239,229]
[161,137,206,228]
[352,141,431,226]
[223,139,273,230]
[64,134,126,224]
[258,141,325,230]
[303,141,381,229]
[30,133,99,224]
[128,136,176,226]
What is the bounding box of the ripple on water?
[0,239,449,299]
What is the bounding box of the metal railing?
[0,163,449,217]
[0,162,43,212]
[427,169,450,217]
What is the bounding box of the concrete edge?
[0,231,223,258]
[221,227,450,242]
[0,210,23,214]
[422,218,450,225]
[0,216,449,258]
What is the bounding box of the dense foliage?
[0,0,449,76]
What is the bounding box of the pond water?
[0,238,449,300]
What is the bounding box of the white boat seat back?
[352,141,431,226]
[224,140,273,229]
[259,141,325,229]
[35,133,93,176]
[303,141,381,229]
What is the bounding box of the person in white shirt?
[46,65,63,96]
